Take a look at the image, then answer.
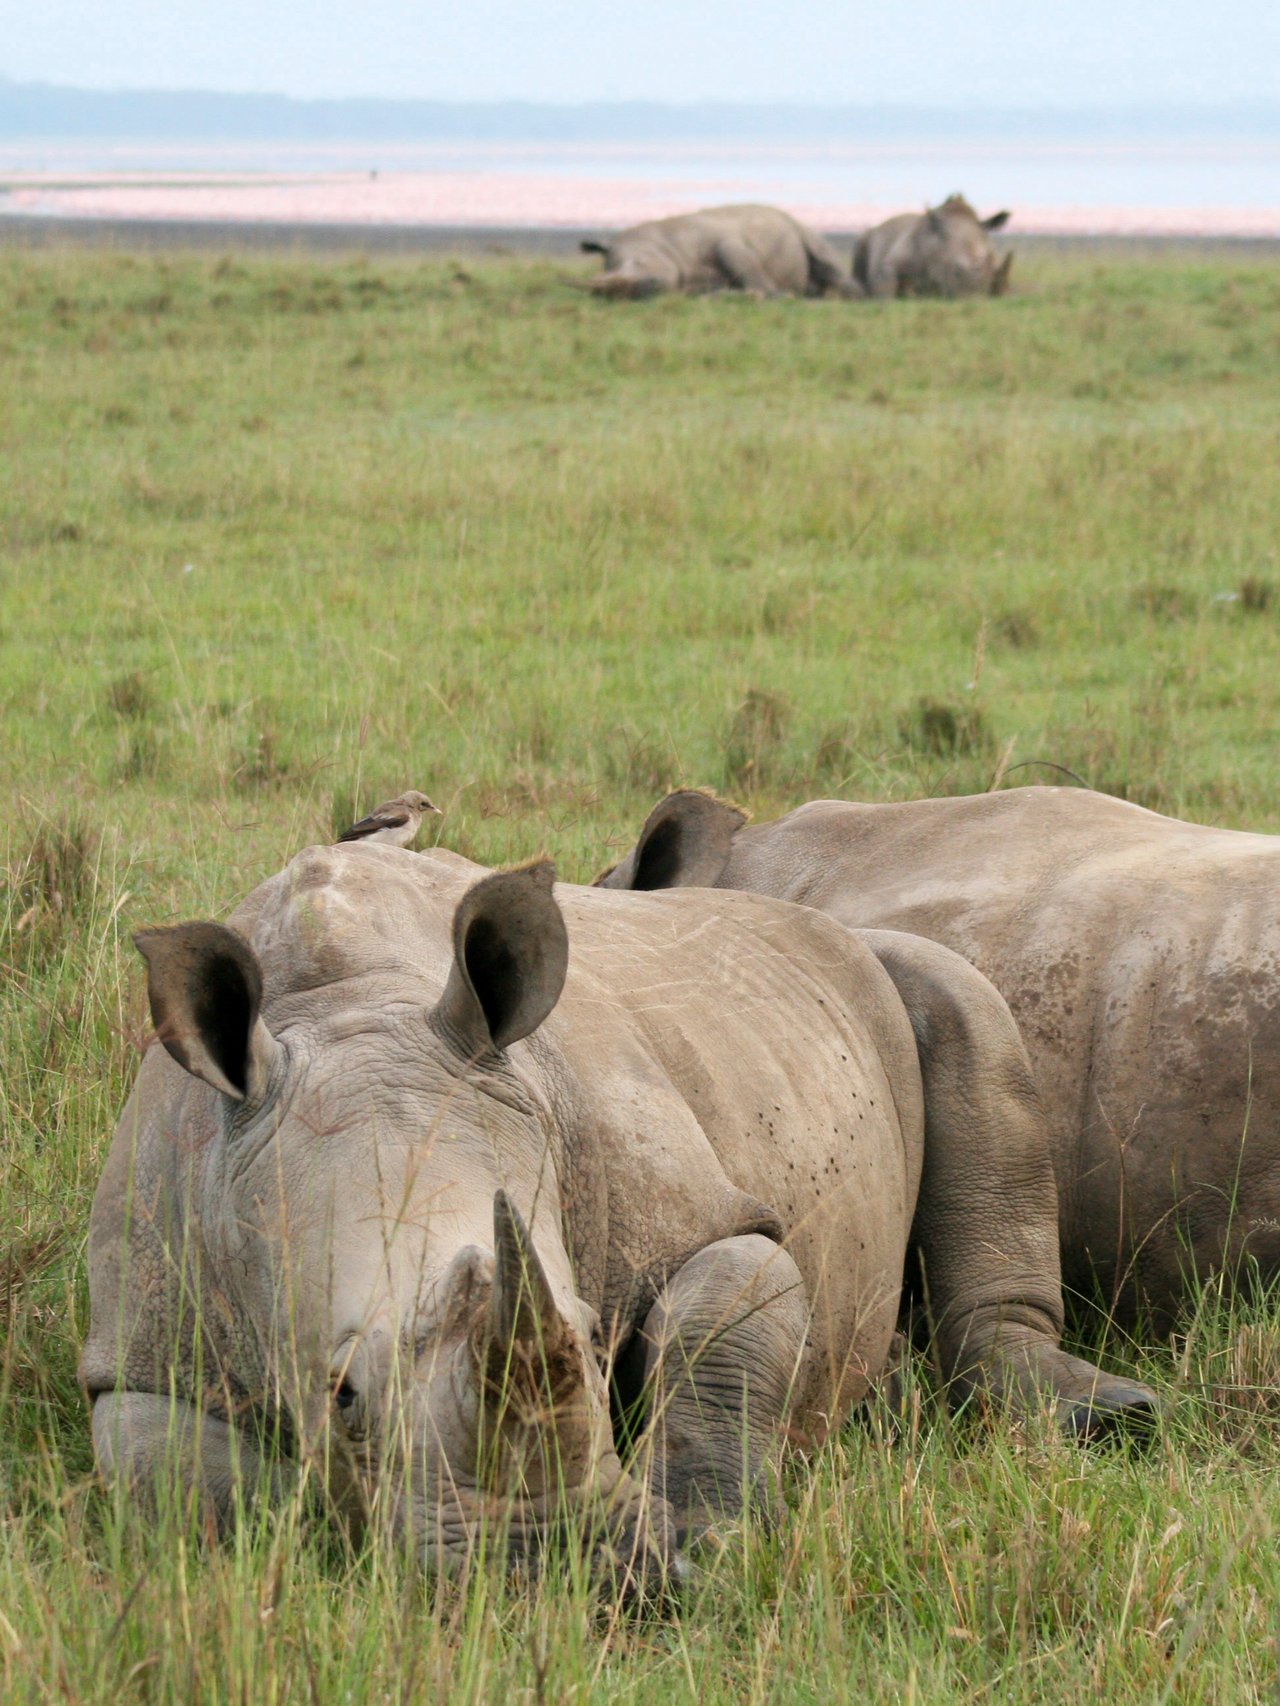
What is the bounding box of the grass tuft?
[723,688,790,793]
[900,696,990,757]
[992,608,1040,649]
[1238,574,1272,613]
[1131,581,1191,621]
[4,814,102,935]
[233,723,293,791]
[105,670,155,720]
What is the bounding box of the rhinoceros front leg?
[813,263,865,300]
[711,238,786,298]
[634,1234,810,1543]
[861,930,1161,1437]
[862,261,900,300]
[92,1392,288,1531]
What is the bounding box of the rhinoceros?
[600,786,1280,1327]
[82,843,1152,1584]
[853,195,1013,298]
[580,204,862,299]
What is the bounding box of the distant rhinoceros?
[581,204,862,299]
[853,195,1013,298]
[601,786,1280,1326]
[83,843,1152,1586]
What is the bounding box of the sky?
[4,1,1278,109]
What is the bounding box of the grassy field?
[3,241,1280,1701]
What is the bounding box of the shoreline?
[3,159,1279,245]
[4,214,1280,256]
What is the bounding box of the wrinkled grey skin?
[601,786,1280,1327]
[581,204,862,299]
[83,842,1149,1589]
[853,195,1013,298]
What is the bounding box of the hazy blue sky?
[5,1,1277,107]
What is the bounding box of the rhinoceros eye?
[333,1378,360,1414]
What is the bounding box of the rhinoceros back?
[551,884,925,1419]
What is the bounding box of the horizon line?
[4,76,1280,116]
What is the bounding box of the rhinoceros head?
[923,195,1014,297]
[132,858,671,1584]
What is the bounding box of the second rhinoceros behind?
[580,204,862,299]
[83,844,1152,1589]
[854,195,1013,298]
[600,786,1280,1330]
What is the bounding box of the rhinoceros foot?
[979,1339,1165,1443]
[1048,1358,1166,1443]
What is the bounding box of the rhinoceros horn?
[482,1190,578,1405]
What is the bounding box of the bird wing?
[337,805,411,842]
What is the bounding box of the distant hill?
[2,77,1278,143]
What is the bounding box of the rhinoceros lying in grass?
[853,195,1013,298]
[601,786,1280,1327]
[581,204,861,299]
[83,844,1152,1586]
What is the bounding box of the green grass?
[3,242,1280,1700]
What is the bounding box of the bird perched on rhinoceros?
[853,194,1014,298]
[580,203,863,299]
[601,785,1280,1328]
[337,789,439,848]
[82,843,1153,1593]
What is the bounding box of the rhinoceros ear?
[983,210,1012,232]
[597,790,747,891]
[134,922,280,1103]
[432,862,568,1058]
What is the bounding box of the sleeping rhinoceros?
[600,786,1280,1327]
[853,195,1013,298]
[580,204,861,299]
[83,844,1152,1586]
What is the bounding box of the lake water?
[2,139,1278,235]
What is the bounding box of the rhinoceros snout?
[413,1483,691,1607]
[589,1496,693,1611]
